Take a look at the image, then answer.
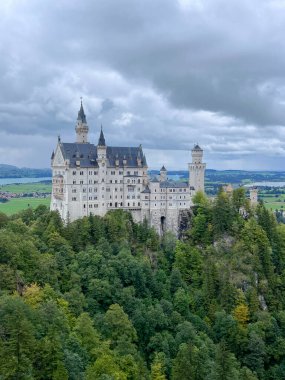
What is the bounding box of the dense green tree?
[0,296,36,379]
[1,199,285,378]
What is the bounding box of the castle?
[50,102,206,235]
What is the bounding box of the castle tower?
[250,188,258,206]
[189,144,206,193]
[75,100,89,143]
[160,165,167,182]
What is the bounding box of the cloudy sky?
[1,0,285,170]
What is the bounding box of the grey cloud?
[1,0,285,169]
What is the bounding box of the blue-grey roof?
[98,127,106,146]
[59,143,147,168]
[77,101,87,123]
[160,181,188,188]
[141,185,151,193]
[193,144,202,151]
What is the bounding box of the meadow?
[0,197,51,215]
[0,182,51,194]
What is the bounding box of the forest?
[1,188,285,379]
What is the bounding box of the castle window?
[80,171,83,175]
[127,171,130,175]
[120,180,123,183]
[94,188,97,192]
[111,171,115,175]
[73,180,76,184]
[184,189,186,192]
[83,188,86,193]
[128,202,130,206]
[72,171,76,175]
[110,180,112,183]
[72,189,76,193]
[138,179,140,183]
[155,189,156,192]
[94,196,97,200]
[106,188,110,192]
[84,204,86,208]
[89,197,92,200]
[94,171,98,175]
[72,197,77,201]
[119,171,123,175]
[138,202,140,206]
[94,204,98,208]
[115,188,117,192]
[134,171,138,175]
[133,202,135,206]
[115,180,117,183]
[80,180,83,184]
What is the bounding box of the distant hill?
[149,169,285,184]
[2,164,285,183]
[0,164,51,178]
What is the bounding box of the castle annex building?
[51,102,206,234]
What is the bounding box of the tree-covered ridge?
[1,188,285,379]
[0,164,51,179]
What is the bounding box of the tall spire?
[98,125,106,146]
[77,99,87,123]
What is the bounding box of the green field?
[0,197,51,215]
[259,192,285,211]
[0,182,51,194]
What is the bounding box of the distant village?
[0,189,50,203]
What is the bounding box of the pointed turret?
[160,165,167,181]
[75,99,89,143]
[98,125,106,146]
[77,100,87,123]
[97,125,107,161]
